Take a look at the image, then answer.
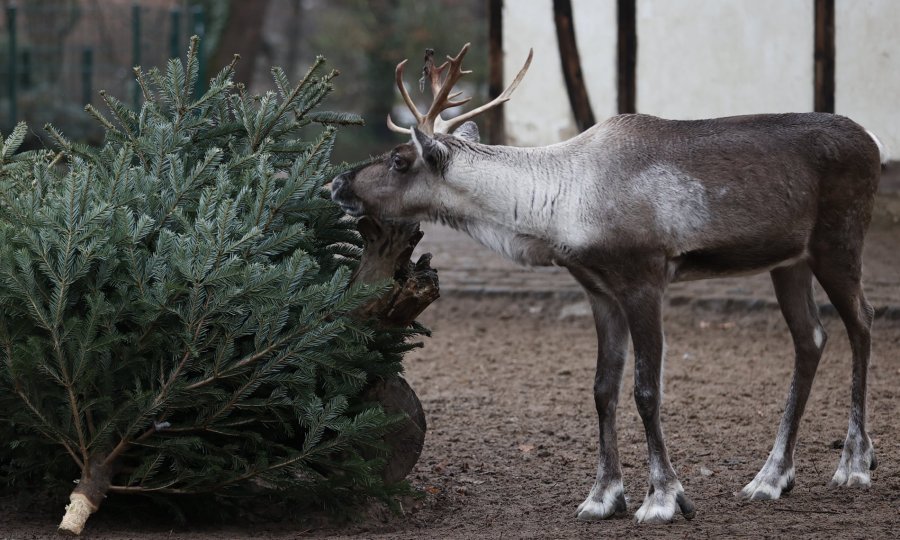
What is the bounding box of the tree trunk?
[57,458,113,535]
[209,0,271,87]
[350,217,438,482]
[351,217,439,326]
[553,0,596,132]
[362,376,427,484]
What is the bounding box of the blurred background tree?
[0,0,487,161]
[251,0,487,160]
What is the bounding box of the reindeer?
[331,44,885,523]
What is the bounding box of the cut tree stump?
[362,377,427,484]
[350,217,438,483]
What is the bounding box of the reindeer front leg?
[575,291,629,521]
[620,285,695,524]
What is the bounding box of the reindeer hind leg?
[741,262,824,500]
[810,238,876,488]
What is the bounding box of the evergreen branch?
[150,149,223,236]
[183,36,201,112]
[103,277,214,467]
[11,387,84,469]
[48,181,93,466]
[1,122,28,162]
[261,130,333,235]
[99,90,149,170]
[183,316,332,391]
[133,66,156,105]
[306,111,365,127]
[44,123,101,164]
[189,55,239,111]
[203,427,361,493]
[249,57,327,152]
[108,484,193,495]
[84,105,119,136]
[162,418,255,434]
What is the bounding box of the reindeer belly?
[669,236,808,281]
[660,172,817,281]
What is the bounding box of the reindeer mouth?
[330,177,366,217]
[337,201,365,217]
[331,192,365,216]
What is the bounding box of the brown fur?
[332,112,882,522]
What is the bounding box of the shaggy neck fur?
[424,133,601,265]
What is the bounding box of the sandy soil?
[4,295,900,539]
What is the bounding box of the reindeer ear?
[453,121,480,143]
[411,127,450,171]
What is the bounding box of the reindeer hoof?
[740,464,795,501]
[634,482,692,524]
[575,480,626,521]
[676,492,696,520]
[830,437,875,488]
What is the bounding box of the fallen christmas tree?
[0,38,436,535]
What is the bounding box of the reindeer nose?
[330,173,348,199]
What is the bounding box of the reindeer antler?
[387,43,533,136]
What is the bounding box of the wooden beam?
[554,0,596,132]
[814,0,835,113]
[617,0,637,114]
[487,0,505,144]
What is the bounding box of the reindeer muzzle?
[330,172,364,216]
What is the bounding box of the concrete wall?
[636,0,812,118]
[836,0,900,155]
[503,0,900,154]
[503,0,616,146]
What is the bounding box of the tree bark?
[486,0,505,145]
[351,217,439,326]
[616,0,637,114]
[209,0,271,87]
[553,0,596,132]
[57,458,113,535]
[350,217,438,482]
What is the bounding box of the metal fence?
[1,2,207,143]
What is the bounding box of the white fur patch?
[814,326,825,349]
[831,432,875,488]
[576,480,625,521]
[579,164,710,253]
[866,129,889,164]
[462,222,555,266]
[634,481,685,524]
[831,467,871,487]
[634,165,709,240]
[740,465,795,501]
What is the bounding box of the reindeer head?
[331,43,532,220]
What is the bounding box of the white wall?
[502,0,900,154]
[636,0,813,118]
[503,0,616,146]
[836,0,900,156]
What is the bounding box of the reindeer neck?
[435,138,584,235]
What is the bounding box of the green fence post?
[192,5,206,99]
[7,5,17,127]
[169,7,181,60]
[132,3,142,109]
[21,48,30,88]
[82,48,93,106]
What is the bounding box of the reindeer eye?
[391,155,409,172]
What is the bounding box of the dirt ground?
[3,199,900,538]
[4,296,900,539]
[371,297,900,540]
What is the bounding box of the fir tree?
[0,38,423,535]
